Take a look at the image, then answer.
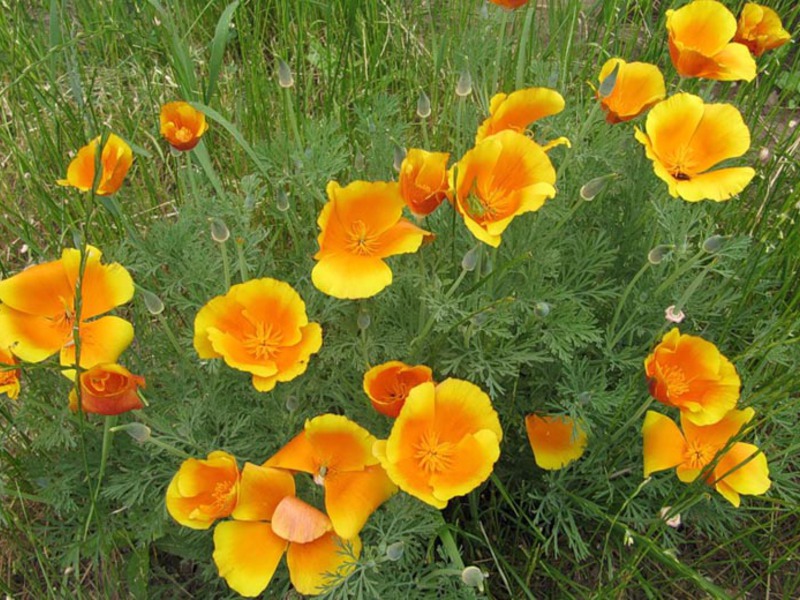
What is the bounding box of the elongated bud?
[702,235,724,254]
[461,566,486,591]
[580,173,617,201]
[357,310,371,330]
[141,289,165,316]
[276,188,290,212]
[210,218,230,243]
[647,245,672,265]
[285,395,299,412]
[110,422,152,443]
[456,70,472,97]
[393,144,406,173]
[416,91,431,118]
[534,301,551,318]
[277,58,294,88]
[386,541,404,561]
[461,246,479,271]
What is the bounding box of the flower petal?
[476,87,565,143]
[0,305,70,363]
[61,246,134,319]
[311,254,393,300]
[683,103,751,174]
[213,521,287,598]
[713,442,771,507]
[265,431,317,473]
[526,414,588,471]
[432,379,503,444]
[286,532,361,596]
[667,0,737,58]
[271,496,332,544]
[374,441,445,509]
[324,466,397,539]
[642,411,686,477]
[59,316,134,369]
[675,167,756,203]
[232,463,296,522]
[0,258,73,317]
[429,429,500,500]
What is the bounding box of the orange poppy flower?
[0,245,135,368]
[666,0,756,81]
[596,58,665,123]
[634,93,755,202]
[212,463,361,597]
[399,149,450,217]
[166,450,240,530]
[643,409,771,506]
[265,414,397,539]
[373,379,503,509]
[363,360,434,418]
[450,130,556,247]
[489,0,529,8]
[311,181,430,299]
[734,3,791,57]
[525,414,587,470]
[193,278,322,392]
[0,347,21,400]
[645,328,740,426]
[68,363,145,415]
[475,87,565,144]
[160,101,209,151]
[57,133,133,195]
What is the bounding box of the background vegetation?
[1,0,798,597]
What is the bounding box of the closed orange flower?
[525,414,587,470]
[643,409,771,507]
[0,347,21,400]
[0,245,135,368]
[450,130,556,247]
[363,360,433,418]
[475,87,565,144]
[166,450,240,530]
[596,58,665,123]
[68,363,144,415]
[634,93,755,202]
[399,149,450,217]
[734,3,791,57]
[160,101,209,151]
[265,414,397,539]
[373,379,502,509]
[312,181,430,299]
[489,0,530,8]
[645,328,740,426]
[212,463,361,597]
[57,133,133,195]
[193,278,322,392]
[666,0,756,81]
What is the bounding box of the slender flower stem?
[82,415,117,540]
[157,313,184,358]
[514,4,535,89]
[218,240,231,290]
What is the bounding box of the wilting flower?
[311,181,430,299]
[643,409,771,506]
[450,130,556,247]
[68,363,145,415]
[399,149,450,217]
[595,58,665,123]
[212,463,360,597]
[194,278,322,392]
[363,361,434,418]
[475,87,565,144]
[488,0,530,8]
[0,245,135,368]
[634,93,755,202]
[373,379,503,509]
[57,133,133,195]
[166,450,240,530]
[160,101,209,151]
[525,414,588,470]
[265,414,396,539]
[645,328,740,426]
[666,0,756,81]
[0,347,20,400]
[664,305,685,323]
[734,3,791,57]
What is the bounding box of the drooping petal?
[311,254,393,300]
[213,520,287,598]
[475,88,565,143]
[674,167,756,203]
[232,463,296,522]
[59,315,134,369]
[526,414,588,471]
[286,532,361,596]
[713,442,771,507]
[642,411,687,477]
[324,466,397,539]
[735,3,791,57]
[429,429,501,500]
[271,496,332,544]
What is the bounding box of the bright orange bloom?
[0,245,135,368]
[373,379,502,509]
[450,130,556,247]
[596,58,665,123]
[634,93,755,202]
[0,347,21,400]
[399,149,450,217]
[734,3,791,57]
[475,87,565,144]
[312,181,430,299]
[666,0,756,81]
[57,133,133,195]
[525,415,587,470]
[194,278,322,392]
[643,409,771,507]
[363,361,434,418]
[645,328,740,426]
[265,414,397,539]
[160,101,209,151]
[68,363,145,415]
[488,0,530,8]
[212,463,360,597]
[166,450,240,530]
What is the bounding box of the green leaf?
[205,0,240,104]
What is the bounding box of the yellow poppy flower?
[734,3,791,57]
[475,87,565,144]
[634,93,755,202]
[363,360,434,418]
[525,414,587,470]
[399,149,450,217]
[160,101,209,151]
[57,133,133,195]
[596,58,665,123]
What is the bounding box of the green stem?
[235,237,249,282]
[283,86,303,148]
[607,261,651,350]
[219,241,231,290]
[157,313,184,358]
[82,415,117,540]
[514,3,535,89]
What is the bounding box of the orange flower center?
[0,367,17,386]
[346,220,379,256]
[243,322,283,359]
[684,439,718,471]
[660,364,690,398]
[414,429,455,473]
[51,296,75,330]
[209,480,237,514]
[175,126,194,143]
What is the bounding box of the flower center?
[346,220,379,256]
[210,480,237,513]
[175,126,194,143]
[243,321,283,359]
[414,429,455,473]
[671,168,691,181]
[464,190,499,222]
[660,364,690,398]
[684,439,718,470]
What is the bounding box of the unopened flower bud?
[416,91,431,119]
[210,218,230,243]
[357,311,371,330]
[141,289,165,316]
[659,506,682,528]
[647,245,672,264]
[285,395,299,412]
[111,422,152,443]
[393,144,406,173]
[276,188,290,212]
[461,246,479,272]
[664,305,685,323]
[461,566,486,591]
[759,147,771,164]
[580,173,616,201]
[702,235,724,254]
[386,541,404,561]
[354,149,365,171]
[456,70,472,97]
[277,58,294,88]
[534,301,551,318]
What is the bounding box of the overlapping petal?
[363,360,433,418]
[68,363,144,415]
[213,520,287,598]
[57,134,133,195]
[166,451,239,530]
[713,442,771,507]
[525,414,588,470]
[596,58,665,123]
[399,149,450,217]
[286,532,361,596]
[734,3,791,57]
[475,87,565,143]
